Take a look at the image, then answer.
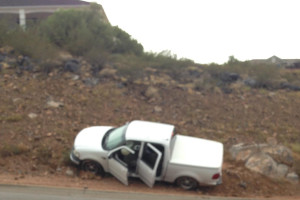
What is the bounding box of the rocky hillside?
[0,46,299,197]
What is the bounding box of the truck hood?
[74,126,113,151]
[170,135,223,169]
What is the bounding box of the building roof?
[0,0,90,7]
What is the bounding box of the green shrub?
[0,20,58,62]
[111,26,143,55]
[112,54,147,81]
[142,51,195,82]
[194,72,218,91]
[39,8,143,57]
[201,57,282,91]
[83,47,109,74]
[247,64,281,89]
[281,70,300,86]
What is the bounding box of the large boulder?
[260,145,293,166]
[230,143,298,182]
[220,72,240,83]
[64,59,81,73]
[286,172,299,183]
[280,82,300,91]
[229,143,268,162]
[245,153,289,179]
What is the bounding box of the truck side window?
[114,149,129,167]
[141,143,158,169]
[123,141,140,172]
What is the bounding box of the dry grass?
[0,114,23,122]
[0,143,29,157]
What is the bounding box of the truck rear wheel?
[176,176,198,190]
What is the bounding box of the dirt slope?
[0,66,299,197]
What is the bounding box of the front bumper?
[70,149,80,165]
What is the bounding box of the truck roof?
[125,120,174,146]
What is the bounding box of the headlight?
[73,149,80,158]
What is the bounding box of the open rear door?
[137,143,162,187]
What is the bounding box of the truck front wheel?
[176,176,198,190]
[81,160,104,176]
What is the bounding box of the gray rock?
[261,145,293,166]
[280,82,300,91]
[13,98,22,103]
[230,143,293,166]
[245,153,277,178]
[231,143,295,180]
[56,167,62,172]
[245,153,290,179]
[229,143,267,162]
[220,72,240,83]
[47,100,64,108]
[276,164,289,178]
[239,181,247,189]
[286,172,299,183]
[154,106,162,113]
[28,113,38,119]
[244,78,257,87]
[65,168,74,177]
[72,75,80,81]
[64,59,80,73]
[83,78,99,86]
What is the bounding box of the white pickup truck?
[70,120,223,190]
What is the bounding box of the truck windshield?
[102,125,127,150]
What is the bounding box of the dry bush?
[0,143,29,157]
[36,145,52,164]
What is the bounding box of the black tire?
[81,160,104,176]
[176,176,198,190]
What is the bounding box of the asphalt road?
[0,184,283,200]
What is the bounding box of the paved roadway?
[0,184,280,200]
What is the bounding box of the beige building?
[0,0,108,28]
[250,56,300,68]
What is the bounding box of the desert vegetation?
[1,5,299,92]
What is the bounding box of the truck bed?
[170,135,223,169]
